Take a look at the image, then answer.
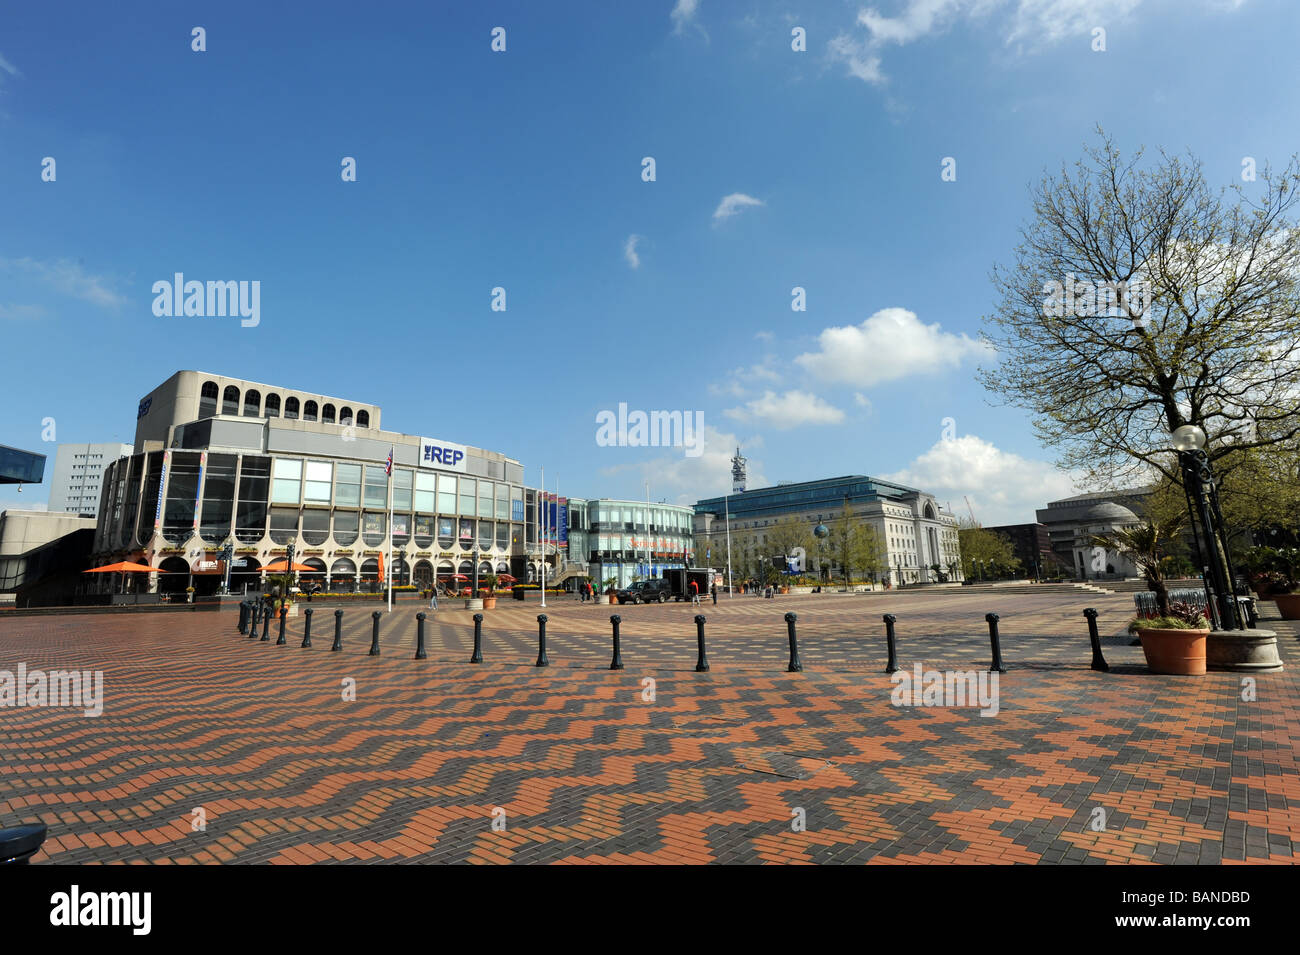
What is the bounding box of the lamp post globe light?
[1169,423,1243,632]
[813,523,829,585]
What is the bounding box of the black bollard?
[785,612,802,672]
[610,614,624,670]
[1083,608,1109,672]
[694,615,709,672]
[536,614,549,667]
[301,607,313,648]
[331,609,343,652]
[985,612,1006,673]
[261,604,271,641]
[248,601,260,639]
[470,613,484,664]
[276,605,287,645]
[369,611,381,656]
[237,601,249,634]
[415,612,427,659]
[883,613,899,674]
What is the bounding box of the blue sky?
[2,0,1297,523]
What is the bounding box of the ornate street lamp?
[1171,424,1243,631]
[813,523,829,585]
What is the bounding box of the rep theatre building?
[91,371,530,596]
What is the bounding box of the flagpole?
[725,494,733,598]
[539,467,546,609]
[387,445,394,613]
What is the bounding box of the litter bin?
[512,585,526,601]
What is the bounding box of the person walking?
[711,582,717,605]
[690,579,700,607]
[428,584,439,611]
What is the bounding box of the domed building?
[1035,490,1151,580]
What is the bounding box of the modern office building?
[562,497,695,590]
[694,475,962,586]
[0,444,46,487]
[982,523,1069,579]
[91,371,534,596]
[0,509,96,606]
[47,442,133,516]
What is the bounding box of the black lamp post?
[1171,424,1243,631]
[813,523,829,585]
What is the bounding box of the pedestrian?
[711,583,717,605]
[580,580,588,603]
[690,579,700,606]
[429,585,439,611]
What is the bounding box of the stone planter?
[464,598,483,610]
[1207,628,1284,672]
[1136,627,1208,675]
[1274,593,1300,620]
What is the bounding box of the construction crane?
[963,495,979,526]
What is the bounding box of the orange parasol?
[263,559,315,573]
[83,561,161,573]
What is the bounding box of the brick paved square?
[1,591,1296,864]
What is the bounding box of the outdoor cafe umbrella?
[83,560,162,595]
[262,559,315,573]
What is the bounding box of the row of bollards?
[235,601,1111,674]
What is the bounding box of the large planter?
[464,598,484,610]
[1137,627,1209,675]
[481,596,497,609]
[1274,593,1300,620]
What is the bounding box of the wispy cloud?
[712,192,765,223]
[0,52,20,79]
[671,0,708,39]
[0,303,47,321]
[624,234,643,269]
[724,389,845,428]
[0,257,127,309]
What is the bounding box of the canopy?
[83,561,160,573]
[263,559,315,572]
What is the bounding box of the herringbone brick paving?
[1,591,1296,864]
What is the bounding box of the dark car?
[615,581,671,605]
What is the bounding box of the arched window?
[221,385,240,415]
[923,502,936,520]
[322,403,336,424]
[303,400,318,422]
[340,406,353,425]
[199,381,219,418]
[243,389,261,416]
[264,394,281,417]
[357,410,370,428]
[284,397,300,420]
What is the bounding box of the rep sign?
[419,437,467,472]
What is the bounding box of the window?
[269,506,298,545]
[303,401,318,422]
[234,457,270,542]
[392,513,411,547]
[414,515,435,548]
[393,469,412,511]
[334,463,361,507]
[414,472,435,512]
[222,385,240,416]
[285,397,300,419]
[199,453,237,542]
[478,520,492,549]
[459,478,476,515]
[438,517,454,550]
[322,403,336,424]
[333,510,359,547]
[362,512,386,547]
[162,452,202,544]
[340,406,353,425]
[264,393,280,417]
[243,390,261,416]
[357,410,370,428]
[496,522,509,550]
[199,381,218,418]
[511,489,524,522]
[364,466,387,508]
[437,475,455,514]
[301,508,329,545]
[496,484,509,520]
[303,461,332,503]
[271,458,302,504]
[478,480,493,518]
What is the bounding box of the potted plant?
[1243,546,1300,617]
[481,574,498,610]
[185,585,195,604]
[1128,600,1210,675]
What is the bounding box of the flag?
[385,446,393,475]
[377,551,385,583]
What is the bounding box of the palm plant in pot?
[481,574,498,610]
[1128,600,1211,675]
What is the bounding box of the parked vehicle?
[615,581,672,605]
[660,568,713,602]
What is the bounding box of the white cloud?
[671,0,708,38]
[624,234,643,269]
[0,257,126,309]
[755,330,774,342]
[794,307,992,387]
[883,434,1080,525]
[827,33,885,85]
[724,389,845,428]
[0,52,19,77]
[853,392,873,409]
[712,192,765,223]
